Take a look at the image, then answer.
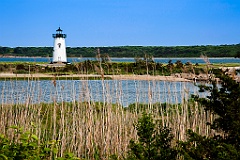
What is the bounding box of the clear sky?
[1,0,240,47]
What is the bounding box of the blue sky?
[1,0,240,47]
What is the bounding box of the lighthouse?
[52,27,67,63]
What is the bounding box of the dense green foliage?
[126,74,240,160]
[0,126,78,160]
[180,74,240,159]
[195,74,240,146]
[1,44,240,57]
[126,113,177,160]
[179,130,239,159]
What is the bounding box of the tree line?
[0,44,240,57]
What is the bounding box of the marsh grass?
[0,61,217,159]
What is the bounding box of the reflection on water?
[0,80,204,106]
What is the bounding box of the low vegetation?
[126,112,177,160]
[0,126,78,159]
[0,59,231,77]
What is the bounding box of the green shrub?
[126,112,177,160]
[0,126,79,160]
[180,74,240,159]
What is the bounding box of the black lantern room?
[52,27,67,38]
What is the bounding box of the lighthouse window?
[58,43,61,48]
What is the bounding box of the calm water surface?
[0,80,203,106]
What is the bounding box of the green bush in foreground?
[126,74,240,160]
[179,130,239,160]
[126,112,177,160]
[0,126,79,160]
[179,74,240,159]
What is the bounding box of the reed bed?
[0,75,215,159]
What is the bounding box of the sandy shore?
[109,75,190,82]
[0,73,191,82]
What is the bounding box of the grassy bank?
[0,60,239,77]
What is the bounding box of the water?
[0,57,239,64]
[0,79,203,106]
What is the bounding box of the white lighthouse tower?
[52,27,67,63]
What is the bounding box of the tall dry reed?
[0,67,215,159]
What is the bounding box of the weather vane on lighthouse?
[52,27,67,63]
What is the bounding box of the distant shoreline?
[0,56,44,58]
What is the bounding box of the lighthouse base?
[50,61,71,64]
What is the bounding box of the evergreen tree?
[181,74,240,159]
[126,112,177,160]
